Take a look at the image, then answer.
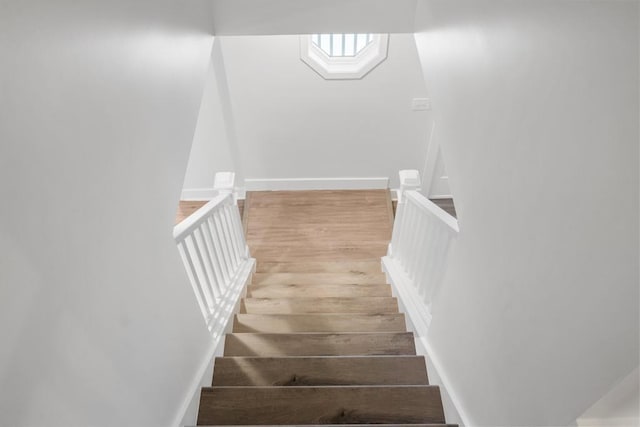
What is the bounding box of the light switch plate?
[412,98,431,111]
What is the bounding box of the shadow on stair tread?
[233,313,407,333]
[223,332,416,356]
[212,355,428,386]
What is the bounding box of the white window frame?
[300,34,389,80]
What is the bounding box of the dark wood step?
[197,386,446,425]
[233,313,406,333]
[251,272,387,286]
[223,333,416,356]
[240,297,398,314]
[199,425,457,427]
[212,356,428,386]
[247,283,392,298]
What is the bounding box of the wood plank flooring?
[245,190,392,262]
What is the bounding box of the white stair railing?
[383,170,459,327]
[173,173,256,427]
[173,179,254,334]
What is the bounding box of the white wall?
[414,1,639,426]
[0,1,215,425]
[577,367,639,427]
[218,34,431,190]
[182,39,237,200]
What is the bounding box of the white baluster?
[213,209,234,277]
[386,170,461,330]
[179,239,210,313]
[201,220,224,297]
[195,225,221,301]
[207,215,230,284]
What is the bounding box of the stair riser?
[251,272,387,286]
[241,298,398,314]
[246,284,392,298]
[256,260,383,274]
[233,314,406,333]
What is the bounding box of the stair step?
[212,356,428,386]
[256,260,382,274]
[197,385,445,425]
[240,297,398,314]
[223,333,416,356]
[199,425,457,427]
[251,245,389,263]
[233,313,406,333]
[247,283,392,298]
[251,272,387,286]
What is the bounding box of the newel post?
[213,172,237,204]
[388,170,422,258]
[398,169,421,203]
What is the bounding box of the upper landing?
[244,189,394,262]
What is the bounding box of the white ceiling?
[210,0,418,35]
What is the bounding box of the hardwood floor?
[245,190,393,262]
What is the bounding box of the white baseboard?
[244,177,389,192]
[173,258,255,427]
[181,188,217,201]
[577,418,639,427]
[382,256,471,427]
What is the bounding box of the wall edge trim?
[244,177,390,191]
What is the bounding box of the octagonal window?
[311,34,374,57]
[300,33,389,80]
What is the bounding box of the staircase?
[193,190,456,426]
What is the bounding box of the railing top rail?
[404,190,459,234]
[173,192,232,241]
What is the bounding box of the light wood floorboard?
[245,190,392,262]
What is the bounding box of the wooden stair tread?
[223,332,416,356]
[255,260,382,274]
[250,246,389,263]
[240,297,398,314]
[197,385,445,425]
[198,425,457,427]
[252,272,387,286]
[212,356,428,386]
[247,283,392,298]
[233,313,406,333]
